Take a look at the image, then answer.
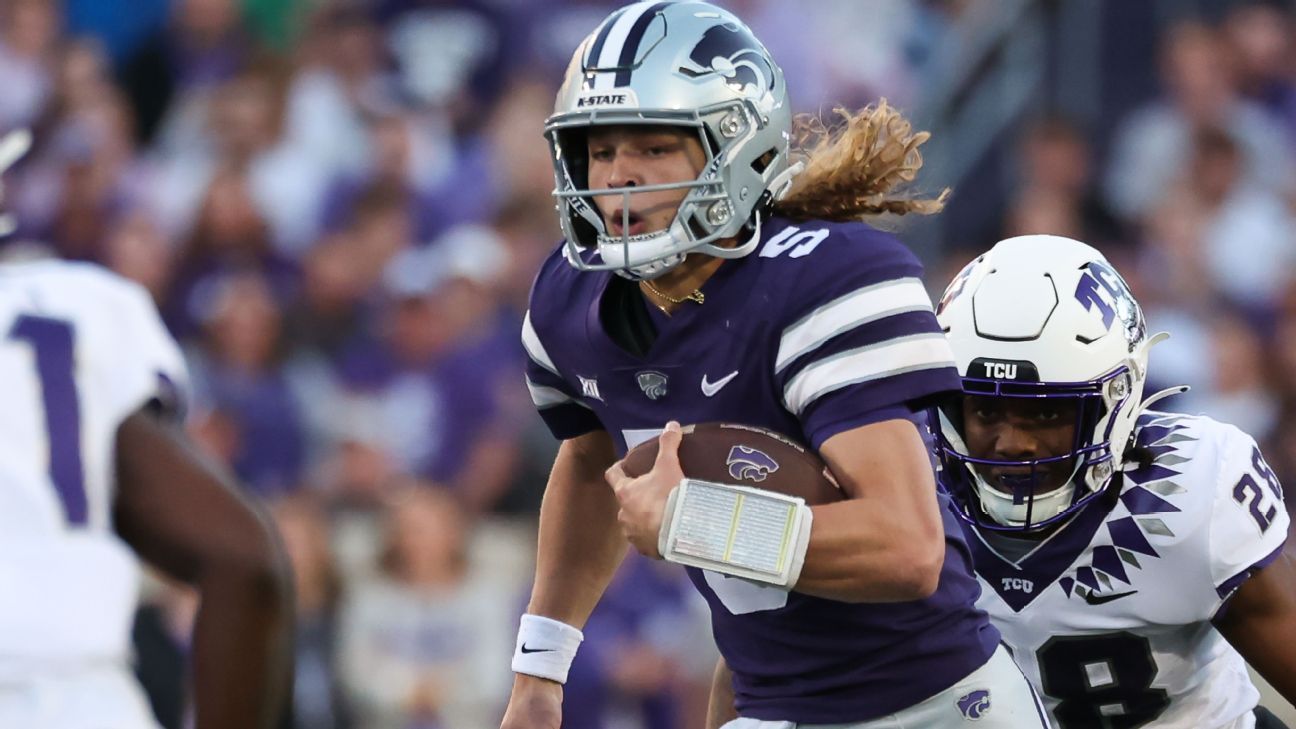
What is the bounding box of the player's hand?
[500,674,562,729]
[605,421,685,560]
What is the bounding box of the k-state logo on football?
[726,445,779,483]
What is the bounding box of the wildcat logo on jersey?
[636,371,669,400]
[956,689,991,721]
[726,445,779,483]
[1074,260,1146,351]
[679,22,775,97]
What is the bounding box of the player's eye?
[589,147,613,162]
[1035,408,1064,423]
[643,140,680,157]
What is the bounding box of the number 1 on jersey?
[10,314,87,525]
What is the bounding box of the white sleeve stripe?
[776,278,933,373]
[783,333,956,415]
[522,310,559,376]
[592,3,649,90]
[526,379,574,409]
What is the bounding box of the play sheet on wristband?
[670,480,800,576]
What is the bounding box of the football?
[621,423,843,505]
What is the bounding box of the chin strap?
[1129,330,1190,421]
[1133,385,1191,418]
[768,160,805,201]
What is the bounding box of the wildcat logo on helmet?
[679,22,776,97]
[636,371,669,400]
[726,445,779,483]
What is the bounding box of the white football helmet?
[545,1,795,280]
[934,235,1179,531]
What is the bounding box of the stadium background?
[1,0,1294,726]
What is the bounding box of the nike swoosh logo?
[1082,590,1137,606]
[520,643,555,654]
[701,370,739,397]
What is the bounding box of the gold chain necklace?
[641,279,705,306]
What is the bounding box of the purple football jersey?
[522,217,1000,722]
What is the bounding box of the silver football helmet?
[545,1,795,280]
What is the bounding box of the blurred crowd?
[0,0,1293,727]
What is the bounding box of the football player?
[933,234,1296,728]
[0,128,292,728]
[502,3,1050,728]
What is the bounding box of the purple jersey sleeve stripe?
[1213,541,1287,618]
[776,276,933,373]
[802,404,912,451]
[801,366,961,449]
[538,403,604,440]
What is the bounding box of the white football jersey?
[0,260,187,670]
[963,411,1288,729]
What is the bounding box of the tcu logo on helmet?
[680,22,775,97]
[981,361,1017,379]
[956,689,991,721]
[1074,260,1145,350]
[726,445,779,482]
[937,257,981,315]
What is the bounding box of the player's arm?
[771,234,954,601]
[114,410,293,729]
[1206,429,1295,701]
[794,417,945,602]
[1215,548,1296,701]
[610,417,943,602]
[705,656,738,729]
[501,428,625,729]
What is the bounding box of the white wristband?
[658,478,814,588]
[511,614,584,684]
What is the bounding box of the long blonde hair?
[773,100,948,222]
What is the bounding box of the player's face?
[961,395,1079,495]
[586,126,708,237]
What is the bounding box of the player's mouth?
[986,466,1066,493]
[608,209,646,237]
